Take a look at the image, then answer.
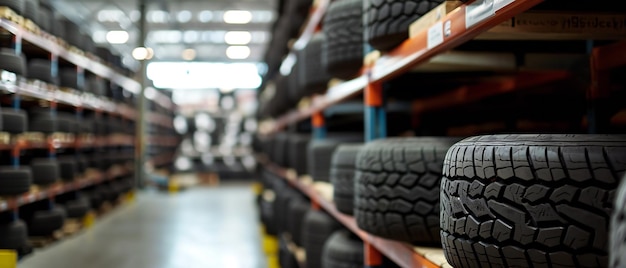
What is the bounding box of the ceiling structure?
[50,0,277,71]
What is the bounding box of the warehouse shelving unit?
[259,0,626,267]
[0,7,180,253]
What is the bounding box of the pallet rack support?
[312,111,326,140]
[135,0,148,188]
[589,40,626,133]
[364,78,386,267]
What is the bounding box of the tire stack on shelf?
[255,0,626,267]
[0,1,176,257]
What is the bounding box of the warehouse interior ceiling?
[49,0,277,93]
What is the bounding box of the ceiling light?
[198,10,213,23]
[182,48,196,60]
[106,31,129,44]
[224,31,251,45]
[177,10,192,23]
[132,47,154,60]
[223,10,252,24]
[226,46,250,59]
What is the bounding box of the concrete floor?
[19,183,267,268]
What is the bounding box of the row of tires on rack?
[0,176,134,258]
[255,132,626,268]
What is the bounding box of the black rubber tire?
[272,132,290,167]
[0,220,28,250]
[31,158,59,185]
[28,112,57,133]
[365,0,444,51]
[60,19,82,48]
[307,135,364,182]
[440,134,626,268]
[58,157,77,182]
[260,189,277,236]
[28,207,65,236]
[0,108,26,134]
[287,134,310,176]
[322,0,364,80]
[302,209,342,268]
[64,198,89,219]
[59,67,79,90]
[0,48,27,77]
[0,166,31,195]
[36,6,51,33]
[0,0,24,15]
[27,59,54,84]
[86,190,104,210]
[279,243,299,268]
[287,196,310,246]
[355,137,460,244]
[274,186,300,235]
[56,115,73,133]
[23,0,38,22]
[322,230,364,268]
[298,33,332,96]
[287,61,302,104]
[330,144,362,215]
[611,174,626,268]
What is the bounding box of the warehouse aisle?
[19,183,266,268]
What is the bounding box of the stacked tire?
[440,134,626,268]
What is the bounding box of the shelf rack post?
[365,81,385,141]
[312,111,326,139]
[588,40,626,133]
[364,78,385,267]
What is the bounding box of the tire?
[58,157,77,181]
[355,137,460,244]
[260,188,277,236]
[330,144,362,215]
[308,140,342,182]
[57,115,73,133]
[0,166,32,195]
[322,0,364,80]
[36,6,51,33]
[60,19,82,48]
[288,134,310,176]
[0,0,24,15]
[64,198,89,218]
[0,48,27,76]
[287,197,310,246]
[28,207,65,236]
[60,67,79,90]
[29,113,57,133]
[274,187,301,235]
[440,134,626,268]
[364,0,444,51]
[279,239,299,268]
[86,190,104,209]
[0,220,28,250]
[302,209,342,268]
[298,33,332,96]
[611,174,626,268]
[27,59,54,84]
[272,132,290,167]
[322,230,364,268]
[31,158,59,185]
[23,0,38,22]
[1,108,26,134]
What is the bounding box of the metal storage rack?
[258,0,626,267]
[0,13,179,223]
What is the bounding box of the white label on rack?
[427,21,444,49]
[494,0,515,12]
[466,0,495,29]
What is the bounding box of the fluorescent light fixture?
[182,48,196,60]
[147,62,262,89]
[224,31,251,45]
[198,10,213,22]
[177,10,192,23]
[223,10,252,24]
[148,10,169,23]
[226,46,250,59]
[106,31,129,44]
[132,47,154,60]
